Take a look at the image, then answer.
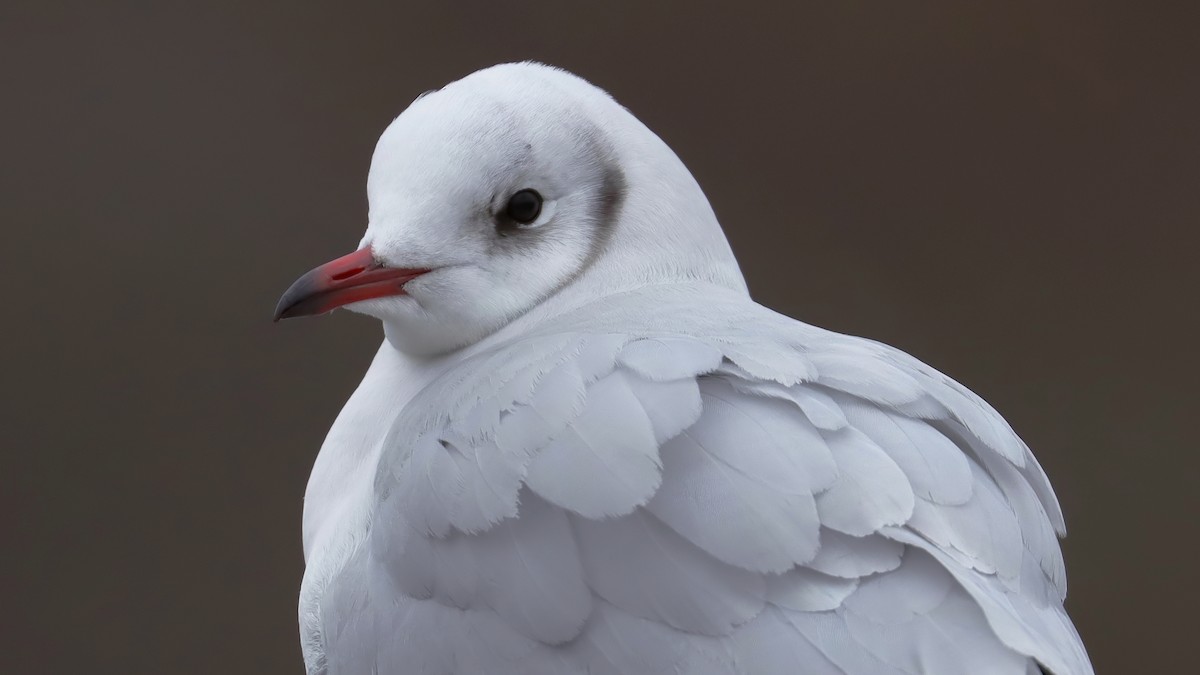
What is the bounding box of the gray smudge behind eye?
[489,117,627,311]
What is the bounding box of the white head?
[275,63,746,355]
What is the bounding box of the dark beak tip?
[271,297,292,323]
[272,272,320,323]
[271,294,293,322]
[272,297,307,323]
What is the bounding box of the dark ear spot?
[582,158,626,259]
[597,161,627,228]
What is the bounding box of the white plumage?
[281,62,1093,674]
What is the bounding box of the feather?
[644,377,836,572]
[617,336,724,381]
[839,396,973,505]
[778,609,909,675]
[842,546,953,623]
[906,457,1023,580]
[718,338,817,385]
[844,583,1032,675]
[883,527,1094,675]
[962,430,1066,597]
[443,360,590,532]
[368,596,461,675]
[811,351,925,407]
[815,427,915,536]
[623,373,703,445]
[766,566,859,611]
[471,492,592,644]
[570,599,741,675]
[367,596,570,675]
[573,333,630,383]
[891,392,954,420]
[446,334,582,442]
[697,378,839,493]
[571,509,766,636]
[453,609,567,675]
[807,529,904,579]
[384,492,591,645]
[1020,450,1067,536]
[645,421,822,573]
[841,548,1032,674]
[395,432,465,537]
[735,607,846,675]
[568,600,690,675]
[924,379,1027,467]
[524,370,663,518]
[443,437,523,533]
[725,378,849,431]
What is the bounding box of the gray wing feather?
[316,294,1091,675]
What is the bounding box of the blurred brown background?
[3,1,1196,673]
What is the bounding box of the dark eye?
[505,189,543,225]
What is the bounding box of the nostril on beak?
[330,266,367,281]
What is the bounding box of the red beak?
[273,246,429,321]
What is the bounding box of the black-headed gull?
[275,62,1092,675]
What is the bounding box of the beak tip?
[273,275,317,322]
[273,301,300,323]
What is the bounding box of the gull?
[274,62,1093,675]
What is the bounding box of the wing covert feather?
[335,299,1089,675]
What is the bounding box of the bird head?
[274,62,745,355]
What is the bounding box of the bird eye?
[504,189,543,225]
